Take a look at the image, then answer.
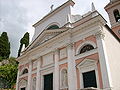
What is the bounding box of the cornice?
[23,28,68,53]
[105,1,120,10]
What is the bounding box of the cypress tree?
[0,32,10,59]
[18,32,29,57]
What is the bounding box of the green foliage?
[0,32,10,59]
[0,56,3,62]
[18,32,29,57]
[21,32,29,47]
[0,57,18,89]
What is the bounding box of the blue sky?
[0,0,110,57]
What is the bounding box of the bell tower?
[105,0,120,39]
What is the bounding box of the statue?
[62,70,68,87]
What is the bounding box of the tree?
[18,32,29,57]
[0,32,10,60]
[0,57,18,89]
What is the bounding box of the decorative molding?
[42,52,54,66]
[75,49,97,60]
[76,41,97,55]
[20,67,29,76]
[19,79,28,89]
[77,59,100,89]
[45,22,60,30]
[95,30,105,40]
[77,59,97,69]
[60,48,67,59]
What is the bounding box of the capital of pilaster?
[95,30,105,40]
[67,42,74,49]
[37,56,42,60]
[53,48,59,53]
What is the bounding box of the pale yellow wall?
[104,26,120,90]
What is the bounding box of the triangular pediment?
[33,32,60,47]
[77,59,97,68]
[24,28,68,52]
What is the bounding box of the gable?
[32,0,75,41]
[26,28,68,51]
[77,59,97,68]
[32,32,60,49]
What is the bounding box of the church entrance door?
[44,73,53,90]
[21,87,26,90]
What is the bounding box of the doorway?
[44,73,53,90]
[82,70,97,88]
[21,87,26,90]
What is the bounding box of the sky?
[0,0,110,57]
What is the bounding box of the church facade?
[16,0,120,90]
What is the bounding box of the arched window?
[113,9,120,22]
[22,69,28,75]
[61,69,68,88]
[47,25,59,30]
[79,44,94,54]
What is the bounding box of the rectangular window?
[82,70,97,88]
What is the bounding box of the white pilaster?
[27,61,32,90]
[16,68,20,90]
[67,43,77,90]
[36,57,41,90]
[95,30,113,89]
[54,49,59,90]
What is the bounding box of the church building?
[16,0,120,90]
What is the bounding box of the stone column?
[95,30,113,89]
[27,61,32,90]
[54,49,59,90]
[67,43,77,90]
[16,68,20,90]
[36,57,41,90]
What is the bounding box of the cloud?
[0,0,29,57]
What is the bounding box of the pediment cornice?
[23,28,68,52]
[77,59,97,69]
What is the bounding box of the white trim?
[54,49,59,90]
[75,48,97,60]
[76,41,96,55]
[32,77,36,90]
[67,44,77,90]
[41,67,54,90]
[77,59,100,89]
[59,59,68,65]
[95,30,113,89]
[36,58,41,90]
[20,67,29,76]
[27,62,32,90]
[40,64,54,71]
[19,79,28,90]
